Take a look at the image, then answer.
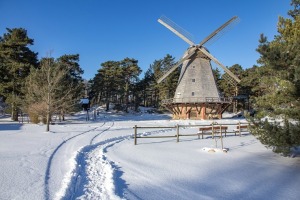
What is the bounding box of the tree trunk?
[11,103,18,121]
[124,81,129,113]
[106,100,110,111]
[46,111,50,132]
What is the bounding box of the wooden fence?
[133,122,251,145]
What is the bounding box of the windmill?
[157,15,241,119]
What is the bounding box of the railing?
[161,97,232,104]
[133,122,251,145]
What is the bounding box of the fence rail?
[133,122,251,145]
[161,97,233,104]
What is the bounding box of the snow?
[1,109,300,200]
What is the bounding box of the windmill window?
[192,66,195,68]
[192,79,195,82]
[192,92,195,96]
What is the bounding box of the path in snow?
[59,121,116,199]
[43,120,113,200]
[59,117,178,199]
[44,123,104,199]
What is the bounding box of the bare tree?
[25,57,79,131]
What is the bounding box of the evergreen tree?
[151,54,179,108]
[249,1,300,155]
[139,67,156,107]
[219,64,243,97]
[119,58,141,112]
[0,28,38,120]
[56,54,85,120]
[91,61,123,111]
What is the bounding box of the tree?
[218,64,245,112]
[91,61,123,111]
[249,1,300,155]
[119,58,141,112]
[0,28,38,120]
[56,54,84,120]
[219,64,243,97]
[139,67,156,107]
[25,56,82,131]
[151,54,179,108]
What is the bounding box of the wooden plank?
[136,135,176,138]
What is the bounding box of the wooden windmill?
[157,16,241,119]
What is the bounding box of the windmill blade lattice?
[223,73,238,87]
[156,47,197,83]
[200,16,240,47]
[158,15,195,46]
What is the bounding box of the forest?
[0,0,299,155]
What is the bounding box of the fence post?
[220,125,224,149]
[134,125,137,145]
[212,123,214,139]
[238,121,241,137]
[176,124,179,143]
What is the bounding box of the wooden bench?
[233,125,249,136]
[198,126,228,139]
[213,126,228,137]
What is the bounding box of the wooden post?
[220,125,224,149]
[212,123,214,139]
[176,124,179,143]
[134,125,137,145]
[238,121,241,137]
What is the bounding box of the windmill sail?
[158,15,195,46]
[198,16,239,47]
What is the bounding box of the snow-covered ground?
[0,108,300,200]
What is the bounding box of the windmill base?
[163,102,231,120]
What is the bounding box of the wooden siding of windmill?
[163,55,231,120]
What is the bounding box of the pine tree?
[0,28,38,120]
[92,61,123,111]
[249,1,300,156]
[56,54,84,120]
[119,58,141,112]
[152,54,179,108]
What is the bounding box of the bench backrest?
[199,127,212,131]
[237,125,248,129]
[199,126,228,131]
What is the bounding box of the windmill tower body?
[157,16,241,119]
[174,52,219,102]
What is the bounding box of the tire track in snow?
[89,121,114,145]
[44,122,107,200]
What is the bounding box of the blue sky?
[0,0,292,80]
